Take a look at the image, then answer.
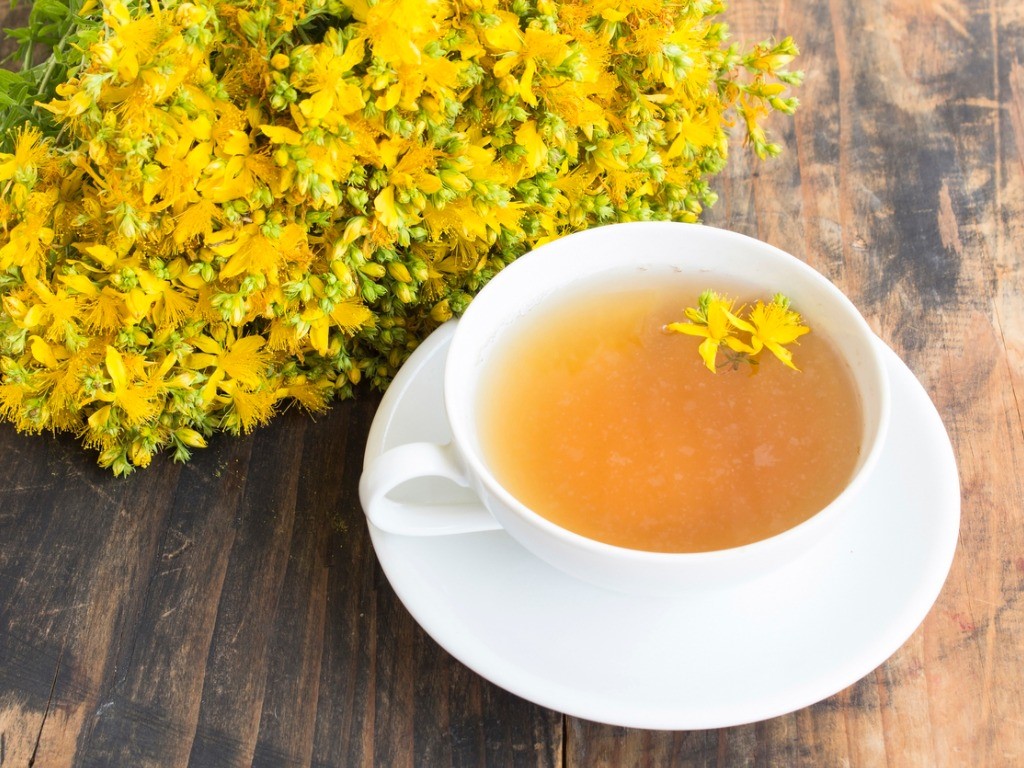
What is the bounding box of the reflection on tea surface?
[478,278,863,553]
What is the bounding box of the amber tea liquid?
[477,278,863,553]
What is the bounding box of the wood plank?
[309,401,386,768]
[0,425,183,768]
[0,398,564,766]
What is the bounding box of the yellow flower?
[291,32,366,130]
[21,280,82,342]
[0,191,57,276]
[218,378,279,433]
[730,294,810,370]
[666,291,754,373]
[89,346,160,427]
[0,127,49,183]
[514,121,549,174]
[0,0,800,472]
[490,26,573,107]
[186,331,270,403]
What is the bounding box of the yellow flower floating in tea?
[0,0,800,474]
[664,292,754,373]
[667,291,810,372]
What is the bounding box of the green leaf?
[32,0,72,22]
[0,69,27,89]
[2,26,35,43]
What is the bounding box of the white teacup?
[359,222,890,594]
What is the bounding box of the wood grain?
[1,0,1022,765]
[0,405,565,768]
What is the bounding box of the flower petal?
[724,309,755,334]
[665,321,710,338]
[697,337,720,372]
[770,325,811,345]
[765,341,799,370]
[105,346,128,392]
[724,336,756,355]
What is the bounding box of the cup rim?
[445,221,892,563]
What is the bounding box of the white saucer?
[362,321,960,730]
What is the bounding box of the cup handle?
[359,442,503,535]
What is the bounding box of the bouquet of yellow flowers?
[0,0,799,474]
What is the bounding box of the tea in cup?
[359,222,890,594]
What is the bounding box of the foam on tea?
[477,277,863,553]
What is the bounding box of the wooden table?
[2,0,1022,765]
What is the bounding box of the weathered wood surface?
[1,0,1022,765]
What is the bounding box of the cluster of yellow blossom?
[0,0,799,474]
[667,291,810,372]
